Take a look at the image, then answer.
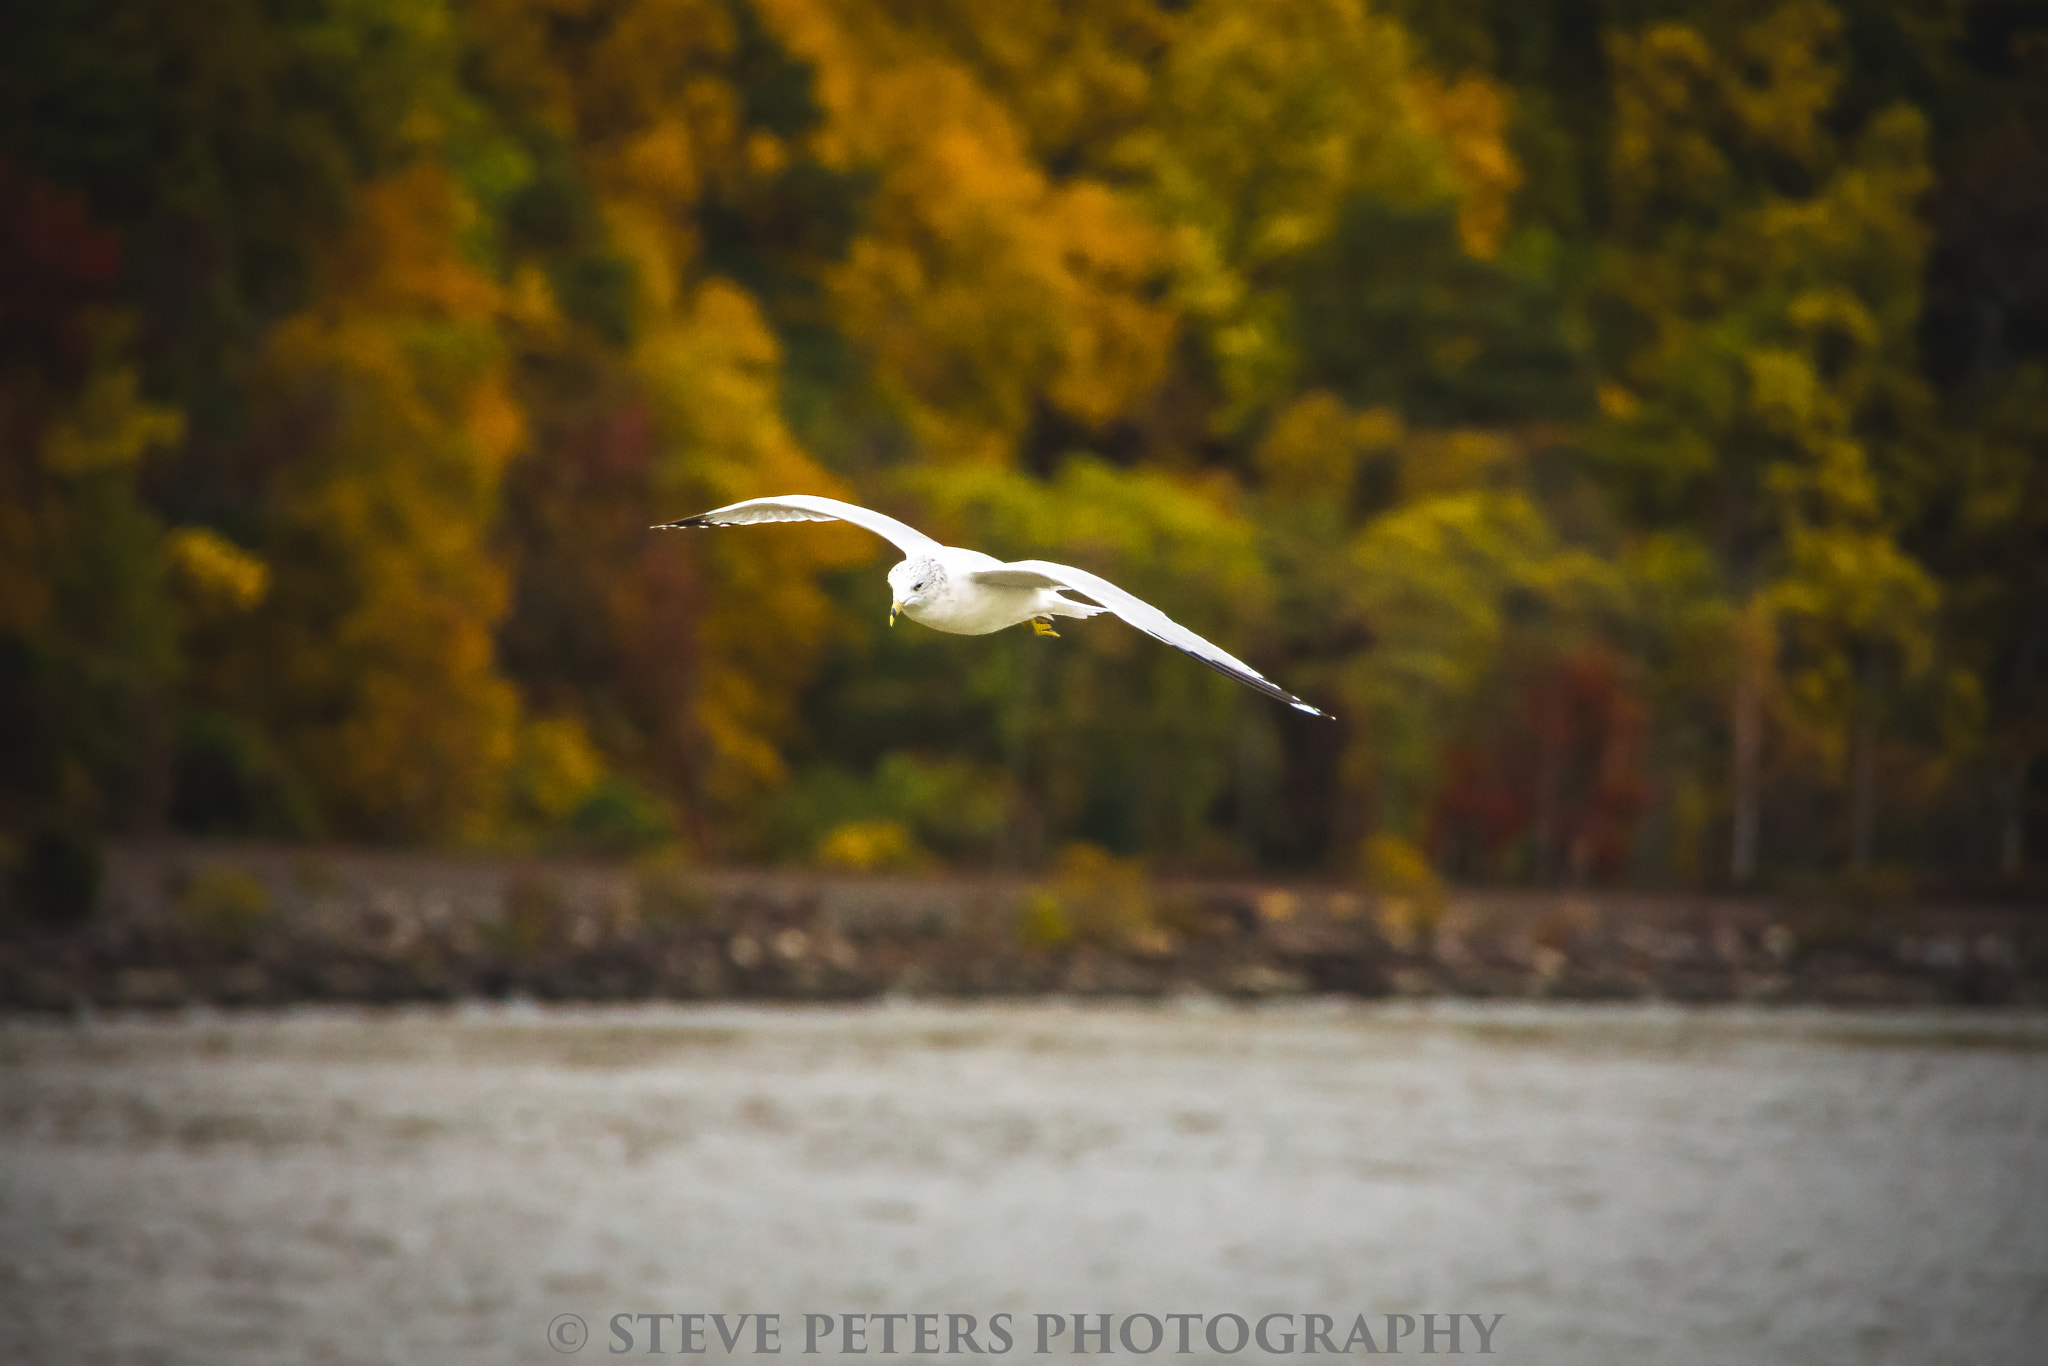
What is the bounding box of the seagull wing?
[972,560,1330,718]
[654,494,942,557]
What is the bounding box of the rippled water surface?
[2,1001,2044,1365]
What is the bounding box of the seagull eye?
[913,582,925,591]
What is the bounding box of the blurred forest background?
[2,0,2045,893]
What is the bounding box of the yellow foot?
[1030,617,1060,637]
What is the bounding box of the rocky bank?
[2,842,2042,1011]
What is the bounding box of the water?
[1,1001,2044,1365]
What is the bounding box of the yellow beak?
[890,600,902,626]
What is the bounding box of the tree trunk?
[1002,632,1044,870]
[1533,733,1560,886]
[2001,751,2032,876]
[1850,709,1878,871]
[1729,602,1766,884]
[1996,607,2043,877]
[1849,652,1882,873]
[133,687,170,836]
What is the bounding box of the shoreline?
[3,841,2041,1013]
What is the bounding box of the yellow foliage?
[815,817,927,870]
[1745,347,1830,438]
[38,365,184,477]
[324,166,505,321]
[1401,429,1523,499]
[503,4,853,817]
[1144,0,1466,425]
[513,715,607,822]
[1363,832,1444,946]
[1152,0,1447,267]
[761,0,1177,457]
[1016,889,1073,950]
[819,0,1172,171]
[1771,525,1939,674]
[1597,3,1939,814]
[474,0,745,215]
[1254,391,1400,502]
[1025,842,1156,948]
[249,165,522,841]
[1724,0,1843,166]
[916,457,1273,631]
[1409,73,1522,258]
[166,528,269,612]
[1596,383,1640,419]
[641,280,870,814]
[1607,3,1848,228]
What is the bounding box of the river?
[2,1001,2043,1364]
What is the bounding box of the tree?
[1591,1,1938,877]
[0,167,182,832]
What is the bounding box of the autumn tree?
[1587,0,1939,877]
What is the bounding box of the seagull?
[654,494,1329,717]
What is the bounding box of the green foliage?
[913,458,1273,859]
[170,711,321,838]
[566,776,678,856]
[0,311,183,831]
[1344,484,1624,836]
[1290,199,1588,426]
[770,753,1008,864]
[1143,0,1462,427]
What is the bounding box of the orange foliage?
[244,166,522,841]
[761,0,1177,460]
[1409,73,1521,258]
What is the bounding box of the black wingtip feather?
[1183,650,1329,718]
[651,515,714,530]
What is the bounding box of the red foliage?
[0,159,122,377]
[1428,647,1648,881]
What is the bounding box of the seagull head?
[887,556,945,625]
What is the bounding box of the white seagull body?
[654,494,1329,717]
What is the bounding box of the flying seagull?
[654,494,1329,717]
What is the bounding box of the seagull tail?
[1048,593,1110,619]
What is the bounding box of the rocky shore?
[2,842,2041,1012]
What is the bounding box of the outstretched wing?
[972,560,1330,718]
[654,494,941,557]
